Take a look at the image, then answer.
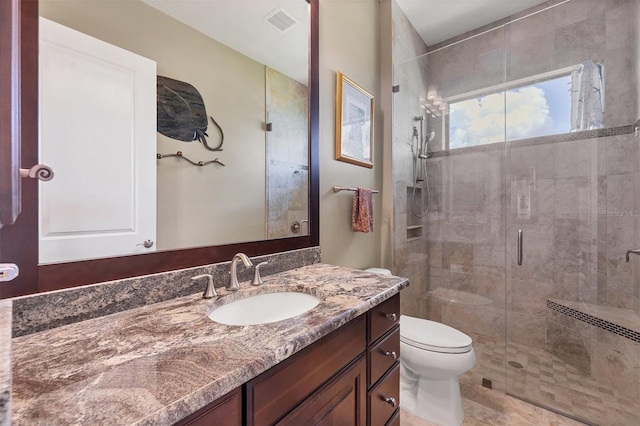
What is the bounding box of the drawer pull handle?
[384,396,397,408]
[384,350,397,360]
[385,313,397,322]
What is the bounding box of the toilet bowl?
[362,268,475,425]
[400,315,476,426]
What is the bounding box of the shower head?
[426,131,436,143]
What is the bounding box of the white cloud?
[449,85,554,148]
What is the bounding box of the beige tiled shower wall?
[634,0,640,317]
[391,1,430,319]
[265,67,309,239]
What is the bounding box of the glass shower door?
[504,1,640,423]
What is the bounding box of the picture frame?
[335,72,374,168]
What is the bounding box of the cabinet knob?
[385,312,397,322]
[383,350,397,360]
[383,396,397,408]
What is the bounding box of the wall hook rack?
[157,151,226,167]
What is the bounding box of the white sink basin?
[208,292,321,325]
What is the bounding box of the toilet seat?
[400,315,472,354]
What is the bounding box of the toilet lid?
[400,315,472,354]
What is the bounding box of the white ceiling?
[395,0,549,46]
[142,0,309,84]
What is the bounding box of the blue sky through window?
[449,75,571,149]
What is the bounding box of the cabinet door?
[0,0,23,228]
[246,315,366,425]
[0,0,39,299]
[278,355,367,426]
[174,388,241,426]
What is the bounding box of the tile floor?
[400,379,584,425]
[458,333,640,425]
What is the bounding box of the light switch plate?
[0,263,19,282]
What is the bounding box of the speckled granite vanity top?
[11,264,408,425]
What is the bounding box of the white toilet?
[400,315,476,426]
[364,268,476,426]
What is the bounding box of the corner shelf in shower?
[547,299,640,344]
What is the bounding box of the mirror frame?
[0,0,319,299]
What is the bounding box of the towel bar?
[332,185,379,194]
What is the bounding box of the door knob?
[19,164,54,181]
[137,240,154,248]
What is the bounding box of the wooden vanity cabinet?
[173,294,401,426]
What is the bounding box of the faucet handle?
[251,261,269,286]
[192,274,216,299]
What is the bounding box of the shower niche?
[406,186,423,241]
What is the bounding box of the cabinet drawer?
[368,295,400,344]
[368,364,399,426]
[368,326,399,387]
[246,314,366,425]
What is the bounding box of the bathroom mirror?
[0,0,319,297]
[37,0,310,264]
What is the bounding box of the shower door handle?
[517,230,523,266]
[625,248,640,262]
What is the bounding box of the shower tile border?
[428,121,639,159]
[546,300,640,344]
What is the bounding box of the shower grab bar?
[625,248,640,262]
[157,151,226,167]
[333,185,380,194]
[517,230,523,266]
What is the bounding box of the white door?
[39,18,157,264]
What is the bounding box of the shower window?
[447,62,603,149]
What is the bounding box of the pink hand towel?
[352,188,373,233]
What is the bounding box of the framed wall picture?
[335,72,374,168]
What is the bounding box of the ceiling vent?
[264,7,300,32]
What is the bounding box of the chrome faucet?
[228,253,253,291]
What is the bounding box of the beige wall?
[319,0,383,269]
[40,0,267,249]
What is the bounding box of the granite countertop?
[11,264,408,425]
[0,300,11,426]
